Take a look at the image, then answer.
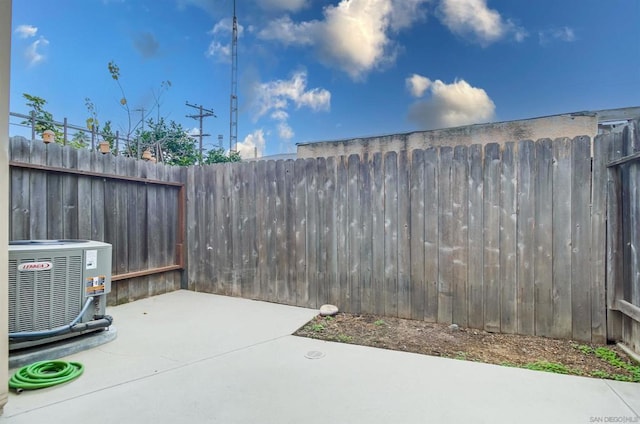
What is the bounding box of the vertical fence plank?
[371,152,385,315]
[359,154,373,314]
[316,157,328,306]
[571,136,593,341]
[410,149,426,320]
[29,142,47,239]
[384,151,398,317]
[90,152,105,243]
[500,142,517,333]
[123,158,140,302]
[61,147,78,240]
[76,148,92,240]
[590,134,608,343]
[397,151,411,319]
[185,166,196,289]
[452,145,469,327]
[438,146,454,324]
[483,143,500,332]
[304,159,318,308]
[552,137,572,339]
[534,139,553,337]
[274,161,287,301]
[348,154,361,313]
[45,143,63,239]
[424,147,439,322]
[145,161,161,298]
[293,159,307,306]
[466,145,483,329]
[113,157,130,303]
[255,160,268,301]
[232,163,243,297]
[335,156,348,311]
[325,157,338,308]
[285,160,297,303]
[624,125,640,352]
[244,162,258,299]
[516,140,536,335]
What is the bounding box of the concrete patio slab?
[1,290,638,424]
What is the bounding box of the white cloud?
[258,16,315,46]
[406,74,432,98]
[25,37,49,67]
[408,77,495,129]
[206,41,231,61]
[253,70,330,119]
[258,0,430,80]
[251,71,329,143]
[437,0,526,46]
[15,25,38,38]
[539,26,576,45]
[257,0,308,12]
[235,129,266,159]
[278,122,294,140]
[206,18,244,62]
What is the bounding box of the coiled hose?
[9,361,84,393]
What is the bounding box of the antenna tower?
[229,0,238,152]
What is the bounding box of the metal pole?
[30,111,35,140]
[63,117,67,145]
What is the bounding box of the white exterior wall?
[0,0,11,414]
[298,114,597,159]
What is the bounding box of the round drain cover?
[305,350,325,359]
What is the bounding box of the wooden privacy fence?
[9,129,640,348]
[186,134,625,344]
[8,137,185,305]
[606,126,640,352]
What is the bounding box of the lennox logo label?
[18,262,53,271]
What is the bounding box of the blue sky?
[9,0,640,158]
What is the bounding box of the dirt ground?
[294,313,640,381]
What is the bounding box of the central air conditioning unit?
[8,240,114,350]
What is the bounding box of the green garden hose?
[9,361,84,393]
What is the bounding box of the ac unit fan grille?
[9,255,84,333]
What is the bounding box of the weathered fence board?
[570,136,592,341]
[534,139,554,337]
[452,145,468,327]
[483,143,500,333]
[516,140,535,335]
[467,144,483,328]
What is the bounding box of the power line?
[185,102,216,163]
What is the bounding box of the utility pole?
[185,102,215,163]
[229,0,238,153]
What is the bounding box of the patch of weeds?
[594,347,640,382]
[374,319,386,326]
[524,361,579,375]
[454,351,467,360]
[573,344,594,355]
[311,323,325,332]
[336,334,352,343]
[324,316,334,322]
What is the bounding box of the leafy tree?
[204,148,241,164]
[21,93,63,143]
[134,118,241,165]
[69,131,89,149]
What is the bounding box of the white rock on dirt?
[320,304,339,316]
